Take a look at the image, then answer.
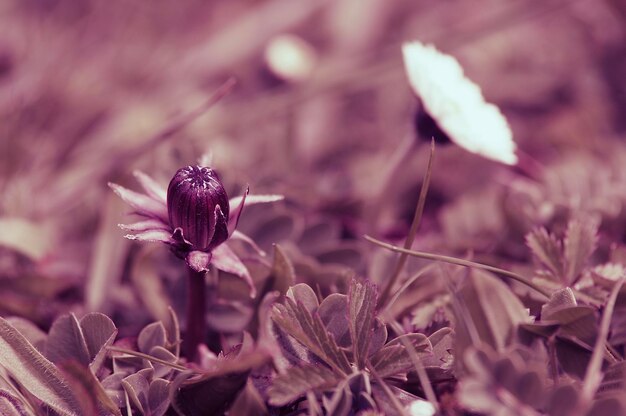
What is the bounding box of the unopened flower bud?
[167,166,230,251]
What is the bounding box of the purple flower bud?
[167,166,230,251]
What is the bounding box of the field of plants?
[1,0,626,415]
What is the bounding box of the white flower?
[407,399,436,416]
[402,41,518,165]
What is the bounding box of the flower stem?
[378,140,434,308]
[365,235,552,299]
[185,267,207,362]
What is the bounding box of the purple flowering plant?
[109,165,282,292]
[109,161,282,360]
[1,8,626,416]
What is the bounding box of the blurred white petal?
[265,34,317,83]
[0,217,53,261]
[109,183,168,222]
[124,229,172,243]
[229,193,284,210]
[402,41,517,165]
[133,171,167,202]
[407,400,436,416]
[198,152,213,168]
[118,219,169,232]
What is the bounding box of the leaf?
[370,334,431,378]
[563,218,599,284]
[541,287,577,319]
[149,346,179,378]
[286,283,319,312]
[247,213,298,252]
[370,382,422,416]
[173,370,249,416]
[130,247,171,325]
[147,378,170,416]
[348,280,378,369]
[422,328,454,369]
[59,360,122,416]
[121,368,153,414]
[0,317,82,416]
[597,361,626,399]
[46,313,117,375]
[163,306,181,357]
[102,373,126,408]
[0,389,29,416]
[315,243,363,270]
[519,322,561,342]
[206,301,254,333]
[0,217,53,261]
[587,398,626,416]
[526,227,563,279]
[5,317,46,354]
[547,384,580,416]
[547,306,598,346]
[459,346,547,415]
[211,244,256,297]
[267,244,296,296]
[316,291,387,357]
[80,313,118,374]
[228,381,269,416]
[268,363,339,407]
[455,269,529,353]
[46,314,91,367]
[272,298,352,375]
[137,322,167,354]
[298,221,341,255]
[171,346,270,416]
[439,188,505,251]
[86,193,130,311]
[317,294,351,348]
[555,335,593,379]
[322,376,353,416]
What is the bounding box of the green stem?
[108,347,188,372]
[378,140,435,308]
[580,276,626,409]
[365,235,552,299]
[185,267,207,362]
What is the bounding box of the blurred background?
[0,0,625,332]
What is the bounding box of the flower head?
[167,166,230,252]
[402,41,518,165]
[109,166,283,296]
